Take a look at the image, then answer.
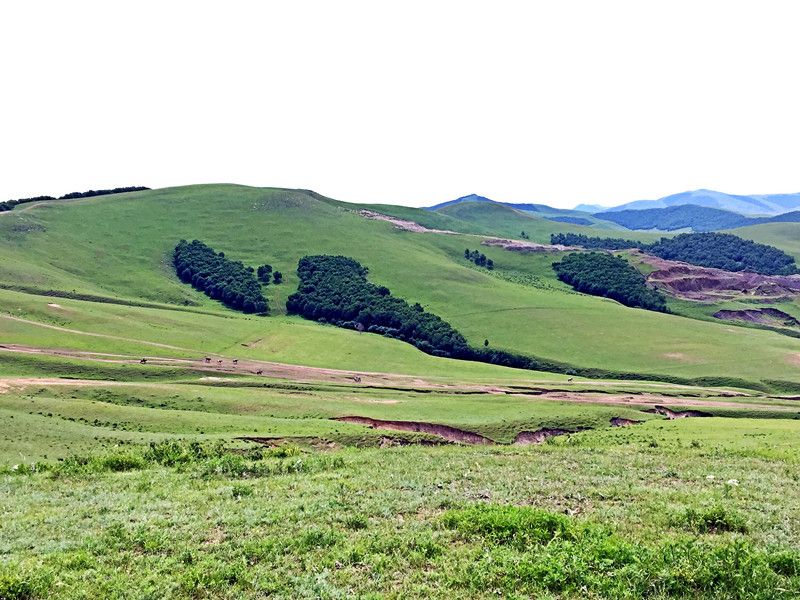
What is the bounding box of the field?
[2,186,800,598]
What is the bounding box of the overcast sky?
[2,1,799,208]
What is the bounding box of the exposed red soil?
[332,416,494,445]
[481,238,577,253]
[651,405,712,419]
[634,252,800,302]
[713,308,799,328]
[357,210,458,234]
[610,416,643,427]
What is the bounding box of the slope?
[0,184,798,387]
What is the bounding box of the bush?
[676,504,749,534]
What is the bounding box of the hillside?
[429,194,621,230]
[1,184,799,389]
[4,185,800,599]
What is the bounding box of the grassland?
[1,185,799,389]
[2,185,800,598]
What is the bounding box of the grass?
[3,185,800,597]
[2,417,800,598]
[1,185,799,387]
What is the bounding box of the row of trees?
[552,231,798,276]
[286,255,473,358]
[646,233,798,276]
[464,249,494,269]
[552,252,668,312]
[173,240,268,314]
[257,264,283,284]
[550,233,639,250]
[0,187,150,212]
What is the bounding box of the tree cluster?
[646,233,798,276]
[286,255,472,358]
[464,249,494,269]
[552,252,668,312]
[546,216,593,226]
[173,240,268,314]
[550,233,639,250]
[0,187,149,212]
[58,186,150,200]
[0,196,55,212]
[257,264,283,284]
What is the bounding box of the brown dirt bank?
[714,308,799,328]
[635,252,800,302]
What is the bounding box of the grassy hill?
[0,184,798,390]
[731,222,800,262]
[4,185,800,598]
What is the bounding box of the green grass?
[732,222,800,262]
[2,416,800,598]
[1,185,798,388]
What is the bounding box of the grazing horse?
[255,370,263,375]
[352,375,362,383]
[232,359,238,365]
[204,357,211,363]
[217,359,223,365]
[139,358,147,364]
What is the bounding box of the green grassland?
[1,185,799,389]
[2,414,800,598]
[3,185,800,598]
[732,222,800,262]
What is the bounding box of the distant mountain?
[599,189,800,216]
[574,203,608,213]
[595,203,800,232]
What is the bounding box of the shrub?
[676,504,749,534]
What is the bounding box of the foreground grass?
[2,427,799,599]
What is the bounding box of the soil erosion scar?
[333,416,494,445]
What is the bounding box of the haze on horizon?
[2,1,799,209]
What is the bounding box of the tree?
[273,271,283,284]
[257,264,273,283]
[484,339,489,347]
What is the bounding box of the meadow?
[2,186,800,598]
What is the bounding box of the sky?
[2,1,799,209]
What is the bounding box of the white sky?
[2,1,799,208]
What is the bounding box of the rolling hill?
[1,184,799,389]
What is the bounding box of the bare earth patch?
[357,210,457,234]
[635,251,800,302]
[481,238,576,253]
